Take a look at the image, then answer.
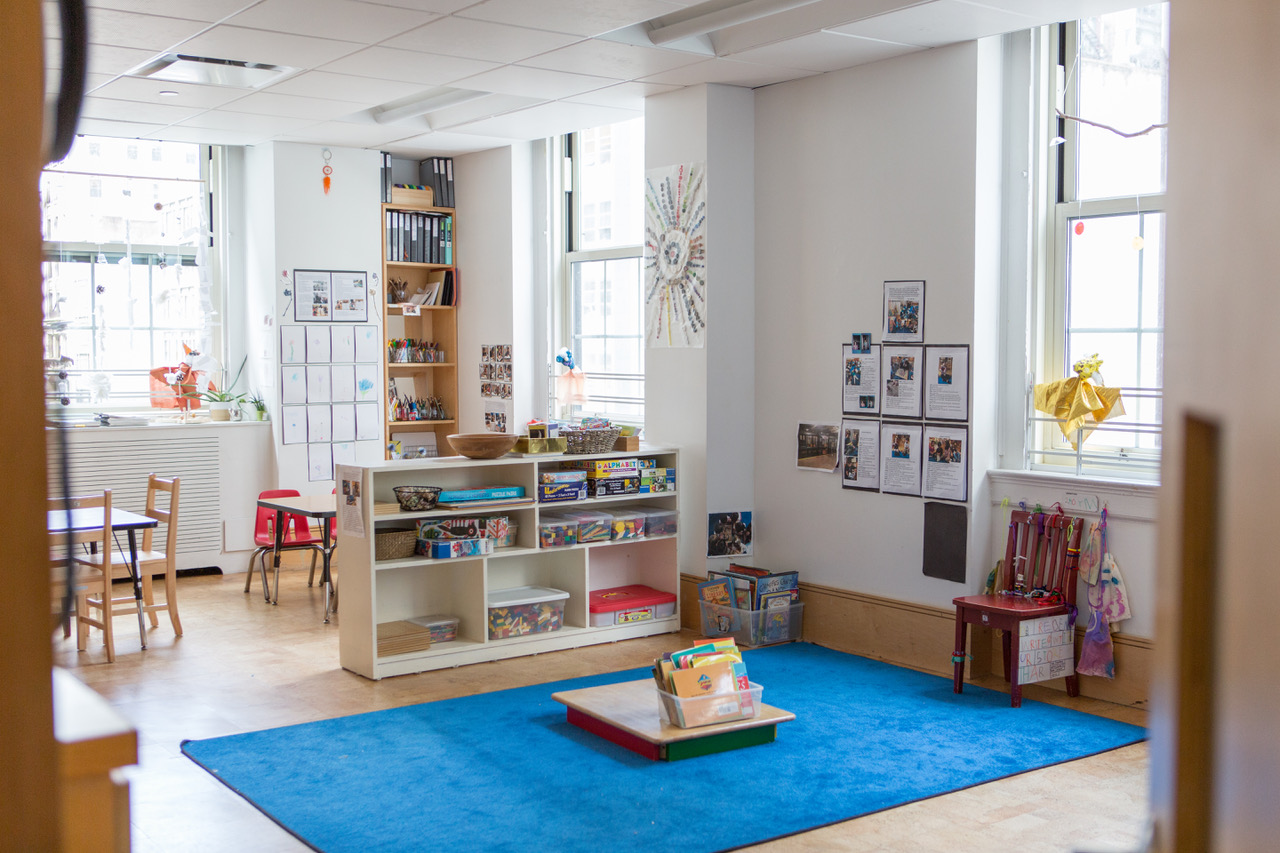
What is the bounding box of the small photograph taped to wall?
[796,422,840,472]
[707,511,753,557]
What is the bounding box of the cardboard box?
[561,458,638,475]
[428,538,494,559]
[538,482,588,503]
[587,476,640,498]
[539,470,588,485]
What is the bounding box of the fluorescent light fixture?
[373,88,492,125]
[647,0,824,46]
[129,54,297,89]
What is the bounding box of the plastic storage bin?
[559,509,612,543]
[538,512,578,548]
[698,601,804,647]
[406,614,459,643]
[655,682,763,729]
[642,508,678,537]
[487,586,569,639]
[609,509,647,540]
[589,584,676,626]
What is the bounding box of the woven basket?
[562,426,622,454]
[375,529,418,561]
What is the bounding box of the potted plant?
[245,391,269,421]
[187,355,247,421]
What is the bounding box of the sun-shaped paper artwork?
[644,162,707,348]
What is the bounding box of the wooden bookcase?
[380,194,457,458]
[338,446,681,679]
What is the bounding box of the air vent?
[129,53,297,89]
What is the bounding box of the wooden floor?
[55,565,1151,853]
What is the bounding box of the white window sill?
[986,468,1159,523]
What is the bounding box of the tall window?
[557,118,645,426]
[1032,5,1168,477]
[42,135,215,411]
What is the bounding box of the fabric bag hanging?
[1076,609,1115,678]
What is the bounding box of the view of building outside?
[42,136,211,409]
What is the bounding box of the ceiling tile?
[640,56,816,89]
[175,109,320,137]
[828,0,1040,48]
[79,95,204,125]
[727,30,920,73]
[85,44,158,76]
[382,16,581,64]
[321,46,499,85]
[457,0,683,38]
[563,81,682,111]
[264,70,430,106]
[156,124,280,146]
[87,76,249,109]
[85,1,261,23]
[223,0,439,44]
[459,65,619,100]
[450,99,640,140]
[214,90,369,121]
[274,119,431,148]
[350,0,479,13]
[175,24,364,70]
[520,38,704,80]
[86,7,212,52]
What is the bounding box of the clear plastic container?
[642,508,678,537]
[655,682,764,729]
[538,512,578,548]
[486,586,569,639]
[559,509,612,543]
[406,614,459,643]
[609,509,647,540]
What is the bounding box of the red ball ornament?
[1073,221,1085,236]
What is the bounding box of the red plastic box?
[588,584,676,627]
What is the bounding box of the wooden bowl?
[446,433,519,459]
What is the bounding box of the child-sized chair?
[245,489,323,604]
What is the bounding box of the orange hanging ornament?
[322,148,332,195]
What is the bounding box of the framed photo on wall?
[883,280,925,343]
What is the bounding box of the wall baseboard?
[680,574,1151,708]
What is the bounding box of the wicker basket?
[562,426,622,454]
[375,528,418,561]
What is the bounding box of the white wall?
[242,142,385,492]
[644,84,756,577]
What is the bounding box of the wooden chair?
[72,475,183,637]
[47,490,129,663]
[245,489,323,603]
[952,510,1084,707]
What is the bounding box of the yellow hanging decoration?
[1032,352,1125,449]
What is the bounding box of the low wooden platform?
[552,678,794,761]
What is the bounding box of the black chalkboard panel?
[923,501,967,583]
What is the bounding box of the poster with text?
[294,270,331,322]
[880,344,923,419]
[644,161,707,348]
[331,271,369,322]
[842,343,881,415]
[879,422,923,496]
[923,345,970,421]
[922,424,969,502]
[883,280,925,343]
[335,464,365,539]
[840,418,881,491]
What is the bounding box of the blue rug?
[181,643,1144,852]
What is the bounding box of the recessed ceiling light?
[128,53,297,89]
[158,90,180,97]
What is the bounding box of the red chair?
[245,489,323,603]
[952,510,1084,707]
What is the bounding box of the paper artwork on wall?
[883,280,925,344]
[281,406,307,445]
[306,365,331,403]
[308,443,333,482]
[707,511,752,558]
[840,418,881,491]
[644,161,707,348]
[307,404,332,443]
[922,345,970,421]
[354,364,378,401]
[306,326,331,363]
[280,326,306,364]
[879,421,923,496]
[331,325,356,363]
[281,366,306,405]
[331,404,356,443]
[355,402,380,441]
[479,344,512,432]
[331,365,356,403]
[354,325,380,363]
[880,344,924,419]
[842,342,881,416]
[921,423,969,502]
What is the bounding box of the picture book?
[727,564,800,610]
[759,589,795,643]
[706,569,753,610]
[666,659,743,727]
[696,577,738,633]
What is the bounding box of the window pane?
[1140,212,1164,328]
[1067,215,1141,329]
[568,256,643,423]
[1075,5,1169,200]
[576,118,644,251]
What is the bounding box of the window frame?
[1028,14,1167,480]
[551,124,646,428]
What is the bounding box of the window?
[555,118,645,426]
[42,135,216,412]
[1031,5,1168,478]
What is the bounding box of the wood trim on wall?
[681,573,1152,708]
